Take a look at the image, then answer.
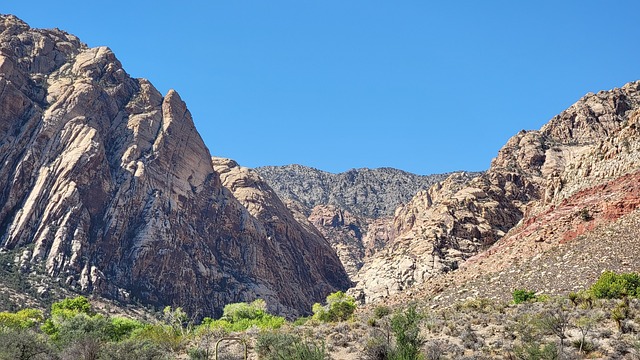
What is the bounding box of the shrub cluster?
[197,298,285,332]
[312,291,356,322]
[589,271,640,299]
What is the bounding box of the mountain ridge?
[0,14,350,318]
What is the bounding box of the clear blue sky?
[4,1,640,175]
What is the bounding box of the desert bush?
[196,299,285,332]
[312,291,356,322]
[0,328,56,360]
[512,289,537,304]
[570,338,597,354]
[256,331,326,360]
[110,316,145,341]
[0,308,44,329]
[363,335,391,360]
[572,313,600,353]
[130,324,184,352]
[512,342,558,360]
[611,299,631,331]
[100,338,173,360]
[374,305,392,319]
[256,331,299,358]
[459,324,483,350]
[292,316,310,326]
[53,313,113,346]
[389,305,424,360]
[590,271,640,299]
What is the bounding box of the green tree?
[0,308,44,329]
[312,291,356,322]
[590,271,640,299]
[389,305,424,360]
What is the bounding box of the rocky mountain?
[351,81,640,303]
[256,165,471,219]
[256,165,480,279]
[0,15,350,318]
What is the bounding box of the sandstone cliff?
[0,15,350,318]
[351,81,640,303]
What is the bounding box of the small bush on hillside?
[374,305,392,319]
[512,289,537,304]
[590,271,640,299]
[389,305,424,360]
[100,338,172,360]
[292,316,310,326]
[312,291,356,322]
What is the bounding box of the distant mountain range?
[256,165,481,219]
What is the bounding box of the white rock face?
[0,15,350,318]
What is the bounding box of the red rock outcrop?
[351,81,640,302]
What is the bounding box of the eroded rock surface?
[351,81,640,302]
[0,15,349,318]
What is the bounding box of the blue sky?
[4,1,640,175]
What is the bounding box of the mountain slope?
[256,165,470,218]
[0,15,350,318]
[351,81,640,302]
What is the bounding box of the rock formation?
[0,15,350,318]
[350,81,640,303]
[256,165,469,219]
[257,164,481,281]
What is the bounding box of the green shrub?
[52,296,94,316]
[389,305,424,360]
[0,308,44,329]
[257,331,327,360]
[110,317,145,341]
[130,324,184,352]
[100,338,173,360]
[256,331,299,358]
[292,316,310,326]
[52,313,114,345]
[0,328,55,360]
[590,271,640,299]
[222,299,266,322]
[512,289,537,304]
[374,305,392,319]
[312,291,356,322]
[513,342,558,360]
[196,299,285,332]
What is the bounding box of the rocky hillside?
[256,165,473,219]
[256,165,480,279]
[351,81,640,303]
[0,15,350,318]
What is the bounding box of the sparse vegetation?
[512,289,538,304]
[1,273,640,358]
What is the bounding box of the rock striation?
[351,81,640,303]
[0,15,350,318]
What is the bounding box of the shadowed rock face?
[0,15,350,318]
